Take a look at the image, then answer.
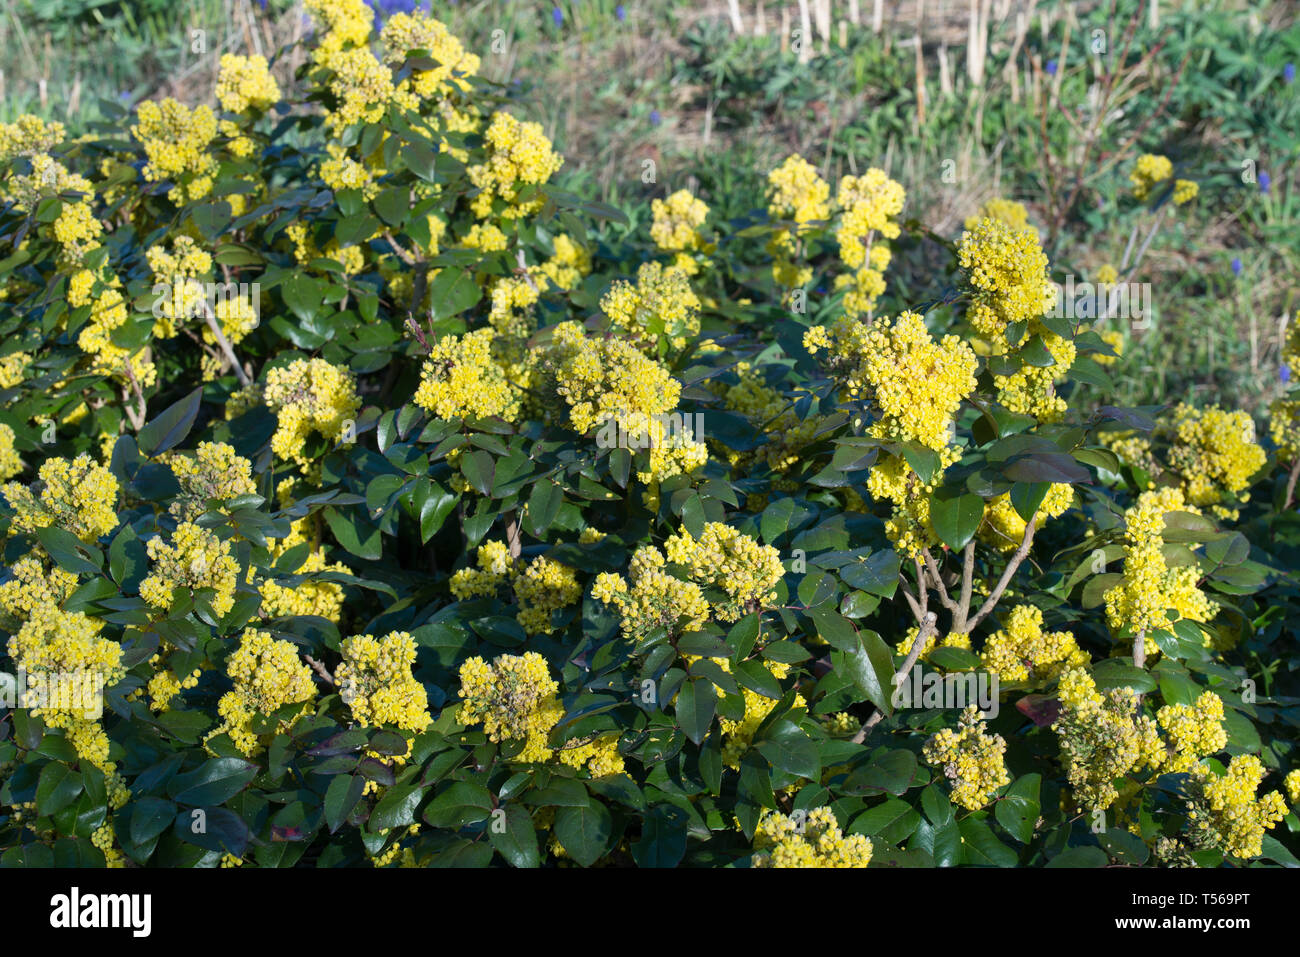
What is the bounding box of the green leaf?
[428,267,482,321]
[369,784,424,832]
[754,720,820,779]
[675,677,717,746]
[136,387,203,456]
[842,632,897,716]
[324,774,367,834]
[166,758,258,806]
[488,804,540,868]
[460,449,495,497]
[554,798,613,868]
[129,796,178,845]
[957,817,1018,866]
[37,762,83,816]
[423,781,493,829]
[930,488,984,551]
[631,805,688,868]
[994,774,1040,843]
[1046,845,1109,867]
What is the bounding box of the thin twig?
[967,518,1037,632]
[305,655,335,685]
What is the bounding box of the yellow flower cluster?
[1165,403,1265,520]
[896,626,970,661]
[215,54,280,114]
[414,328,521,423]
[1186,755,1287,859]
[752,806,872,868]
[765,154,829,287]
[139,522,240,618]
[834,169,904,315]
[8,605,124,723]
[1173,179,1198,205]
[837,169,905,261]
[922,705,1011,810]
[0,557,78,629]
[979,483,1074,551]
[73,277,160,389]
[1103,487,1219,648]
[2,452,119,542]
[380,11,480,100]
[537,234,592,291]
[211,629,316,756]
[305,0,373,51]
[766,153,830,226]
[808,311,976,452]
[259,518,349,621]
[651,189,709,252]
[1130,154,1173,201]
[1053,668,1164,811]
[1285,770,1300,806]
[980,605,1089,684]
[964,197,1035,237]
[591,545,711,644]
[335,631,431,732]
[7,604,128,802]
[456,651,556,747]
[650,189,712,272]
[147,236,213,336]
[263,358,361,468]
[467,112,563,219]
[0,351,30,389]
[449,541,582,635]
[1270,316,1300,459]
[146,660,201,713]
[315,40,411,133]
[957,217,1055,344]
[600,261,701,352]
[806,311,976,554]
[0,423,20,481]
[1156,691,1226,773]
[456,652,623,774]
[541,321,681,435]
[663,522,784,621]
[320,143,381,200]
[0,114,66,160]
[132,98,218,200]
[166,441,257,519]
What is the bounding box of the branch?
[967,517,1037,632]
[384,230,417,267]
[921,549,959,614]
[121,360,147,430]
[954,541,976,634]
[304,654,335,685]
[1284,457,1300,511]
[200,301,251,388]
[898,574,924,621]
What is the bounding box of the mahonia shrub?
[0,1,1297,870]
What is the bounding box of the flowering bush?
[1,1,1298,870]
